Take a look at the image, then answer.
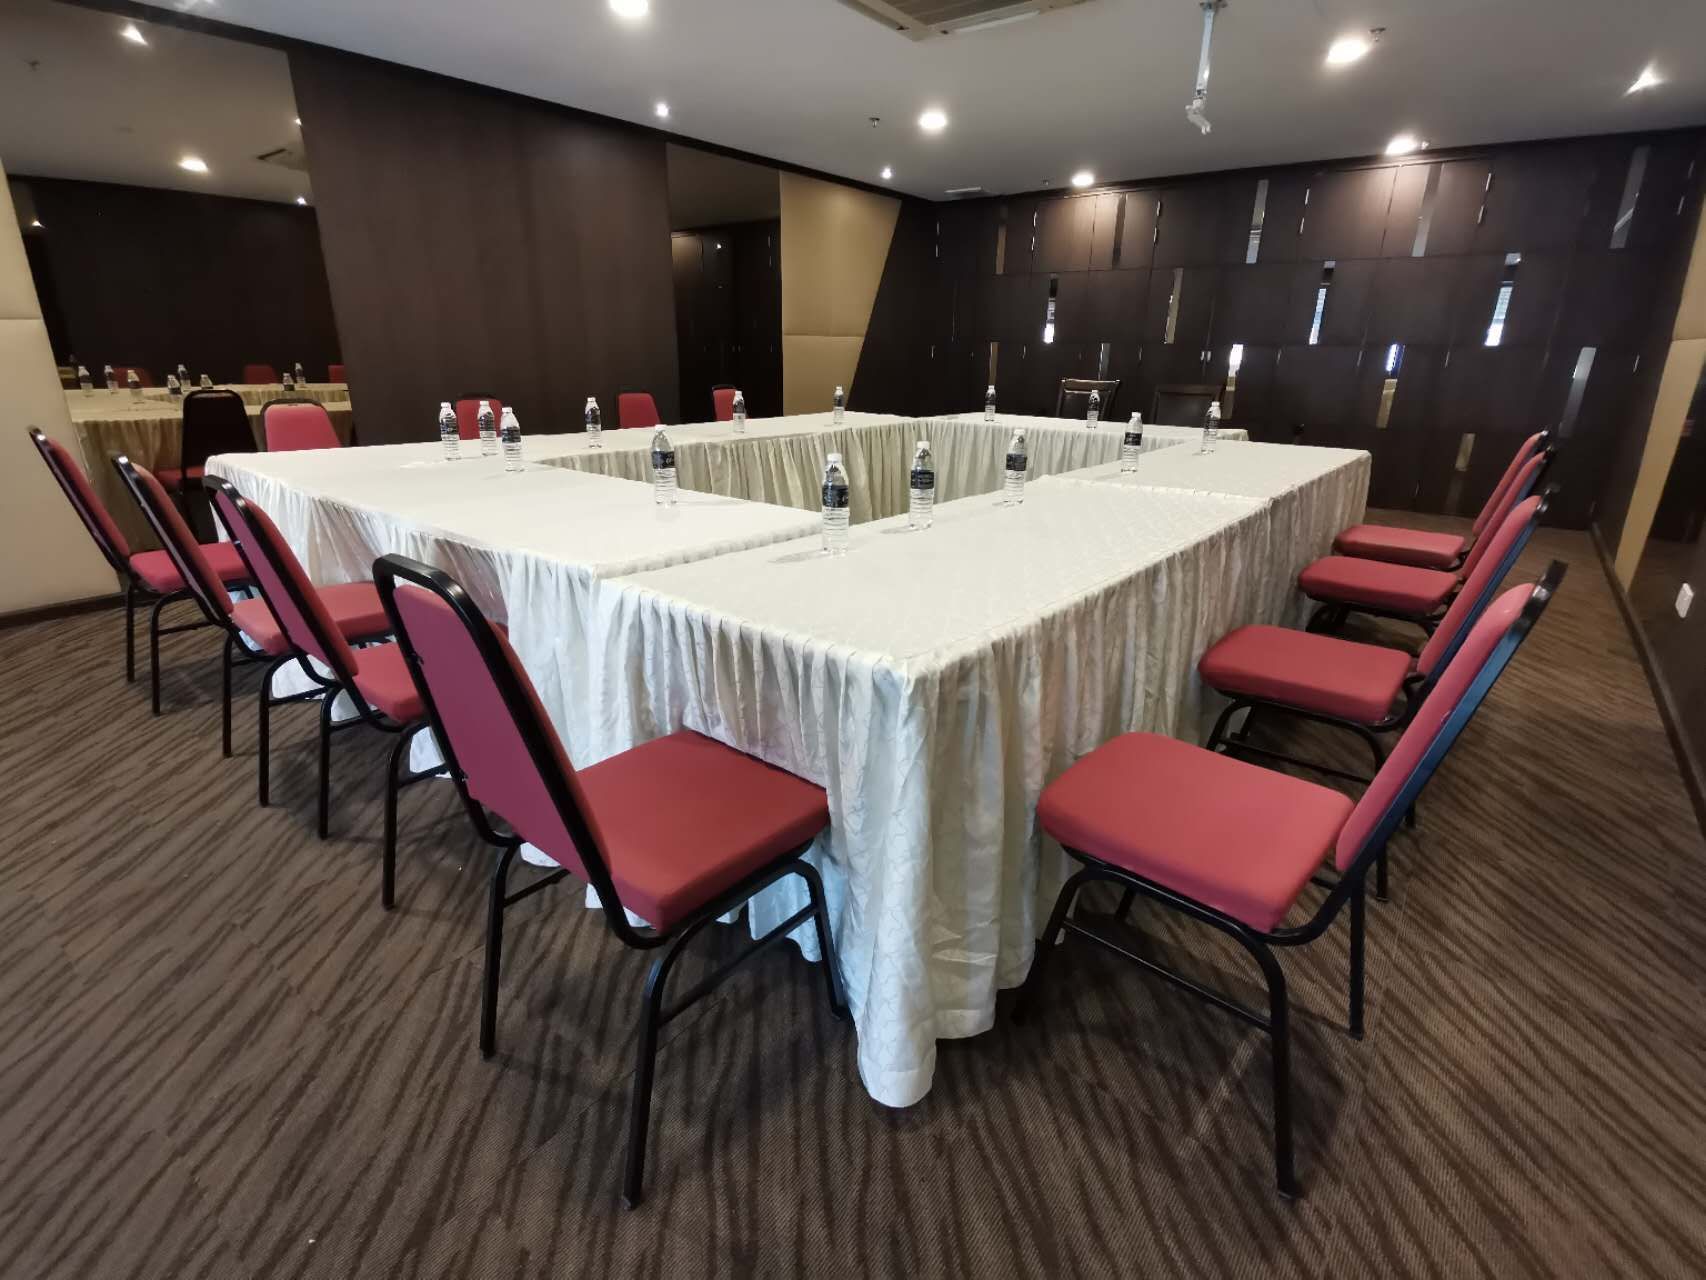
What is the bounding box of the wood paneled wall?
[857,130,1706,528]
[18,177,341,385]
[671,220,781,422]
[288,48,679,444]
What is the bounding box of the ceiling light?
[1325,35,1369,66]
[1070,170,1095,188]
[1384,133,1426,156]
[29,219,43,229]
[120,22,147,46]
[293,116,302,127]
[1627,65,1662,94]
[609,0,649,17]
[295,196,308,206]
[654,101,670,119]
[178,156,209,174]
[918,108,948,133]
[880,166,893,180]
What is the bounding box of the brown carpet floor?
[2,514,1704,1279]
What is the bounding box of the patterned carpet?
[2,513,1703,1279]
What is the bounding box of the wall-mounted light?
[918,108,948,133]
[1627,65,1663,94]
[178,156,210,174]
[120,22,147,46]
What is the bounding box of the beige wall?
[0,159,115,614]
[779,172,899,415]
[1613,204,1706,585]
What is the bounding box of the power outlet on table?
[1679,583,1695,619]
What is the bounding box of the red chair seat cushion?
[350,642,425,723]
[231,583,392,656]
[1299,556,1456,614]
[1333,524,1467,570]
[574,730,830,931]
[154,465,206,490]
[129,542,248,594]
[1038,733,1354,931]
[1199,626,1414,724]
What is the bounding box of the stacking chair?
[1056,377,1120,420]
[29,427,252,689]
[1017,564,1564,1197]
[163,389,254,499]
[1299,446,1550,636]
[261,399,342,451]
[112,365,155,387]
[1334,431,1547,569]
[1151,383,1218,425]
[207,484,439,879]
[711,386,737,422]
[453,396,503,442]
[372,554,849,1208]
[618,391,662,429]
[327,363,347,383]
[241,363,280,384]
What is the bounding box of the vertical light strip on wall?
[1556,347,1597,438]
[1412,164,1442,256]
[1307,260,1336,345]
[995,206,1008,275]
[988,340,1000,386]
[1042,274,1059,343]
[1610,144,1651,249]
[1097,341,1112,378]
[1163,266,1183,344]
[1376,343,1404,429]
[1245,178,1269,264]
[1446,431,1478,513]
[1484,251,1522,346]
[1110,195,1128,268]
[1224,342,1244,415]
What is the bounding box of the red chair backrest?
[1471,431,1546,536]
[263,400,341,452]
[211,485,360,686]
[711,388,737,422]
[327,364,347,383]
[113,458,232,624]
[29,428,131,574]
[618,392,661,430]
[112,366,155,387]
[1458,450,1545,582]
[1417,494,1542,680]
[453,398,503,442]
[242,363,279,385]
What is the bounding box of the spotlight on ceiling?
[609,0,649,18]
[178,155,209,174]
[918,108,948,133]
[296,196,308,206]
[1627,65,1662,94]
[120,22,147,46]
[1384,133,1426,156]
[1325,35,1370,66]
[1070,170,1095,188]
[654,101,670,119]
[881,166,894,180]
[293,116,302,127]
[29,218,44,229]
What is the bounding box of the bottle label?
[822,482,850,509]
[1005,454,1027,473]
[910,467,935,490]
[652,449,675,469]
[1124,431,1142,448]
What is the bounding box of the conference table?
[138,381,352,407]
[207,412,1367,1108]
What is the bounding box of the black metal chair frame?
[207,482,440,887]
[1056,377,1121,420]
[1015,564,1563,1199]
[373,553,851,1208]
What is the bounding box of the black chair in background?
[1056,378,1121,421]
[168,388,255,534]
[1152,383,1221,426]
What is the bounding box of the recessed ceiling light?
[654,101,670,119]
[1384,133,1426,156]
[880,166,893,180]
[609,0,649,17]
[1627,65,1662,94]
[918,108,948,133]
[178,155,209,174]
[293,116,302,127]
[1325,35,1369,66]
[120,22,147,46]
[29,218,43,229]
[1070,170,1095,188]
[295,196,308,206]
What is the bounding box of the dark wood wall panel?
[672,220,781,421]
[288,48,678,444]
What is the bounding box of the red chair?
[711,386,737,422]
[112,366,155,387]
[327,363,347,384]
[1017,564,1564,1197]
[1334,431,1547,569]
[618,392,661,430]
[453,396,503,442]
[372,553,849,1207]
[1299,446,1550,635]
[28,427,251,694]
[262,399,341,452]
[241,363,279,384]
[162,389,254,496]
[209,483,438,875]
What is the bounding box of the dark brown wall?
[858,130,1706,528]
[19,176,341,384]
[288,48,678,444]
[671,219,781,421]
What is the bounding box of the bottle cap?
[479,399,491,408]
[828,452,843,463]
[440,401,452,410]
[916,440,929,450]
[586,396,596,404]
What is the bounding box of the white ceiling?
[0,0,306,204]
[125,0,1706,200]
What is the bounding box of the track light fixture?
[1186,1,1225,136]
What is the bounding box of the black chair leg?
[316,691,335,839]
[148,595,169,714]
[124,581,137,682]
[480,843,519,1059]
[221,633,236,757]
[381,727,418,911]
[1012,866,1095,1024]
[796,860,849,1018]
[1113,886,1138,922]
[1249,938,1298,1198]
[1348,875,1366,1041]
[1203,702,1240,756]
[257,659,283,806]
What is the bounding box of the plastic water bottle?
[1003,428,1028,504]
[103,364,116,390]
[1121,413,1143,473]
[76,364,93,391]
[126,369,142,401]
[821,452,850,554]
[294,361,306,384]
[200,373,213,388]
[984,384,997,423]
[500,406,523,472]
[438,402,460,461]
[732,389,747,433]
[282,371,296,391]
[176,363,189,386]
[1086,388,1101,428]
[832,385,845,425]
[1201,400,1221,454]
[909,440,935,530]
[166,374,182,398]
[477,400,498,456]
[651,426,677,505]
